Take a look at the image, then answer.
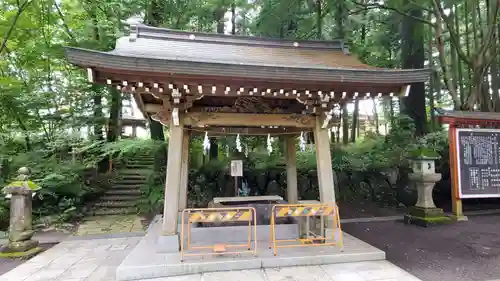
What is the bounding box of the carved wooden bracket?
[321,111,333,129]
[151,89,204,126]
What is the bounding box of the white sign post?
[231,160,243,196]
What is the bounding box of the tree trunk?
[342,106,349,145]
[145,0,166,141]
[93,91,104,139]
[464,2,471,106]
[336,0,348,144]
[106,89,122,142]
[427,11,436,132]
[351,99,359,142]
[454,4,465,100]
[144,0,167,174]
[216,8,225,34]
[231,1,236,35]
[401,5,427,136]
[89,3,104,140]
[316,0,322,39]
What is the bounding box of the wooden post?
[163,116,185,235]
[234,176,239,197]
[178,131,190,211]
[313,116,336,204]
[132,125,137,138]
[285,136,298,203]
[313,129,324,200]
[448,124,467,221]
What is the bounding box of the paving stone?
[59,263,99,280]
[110,244,128,251]
[202,269,267,281]
[28,269,66,281]
[75,215,145,236]
[264,266,333,281]
[321,261,422,281]
[323,272,365,281]
[144,275,202,281]
[84,265,116,281]
[0,265,44,281]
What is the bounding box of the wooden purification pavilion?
[65,23,430,245]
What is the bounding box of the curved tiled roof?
[65,24,430,84]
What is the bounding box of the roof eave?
[65,47,431,84]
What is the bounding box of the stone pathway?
[0,236,422,281]
[0,237,141,281]
[74,215,145,236]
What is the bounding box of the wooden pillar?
[132,125,137,138]
[448,125,467,221]
[178,131,190,211]
[313,128,324,201]
[162,117,184,235]
[313,116,336,204]
[285,136,298,203]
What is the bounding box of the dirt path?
[343,215,500,281]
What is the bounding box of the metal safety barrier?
[180,207,257,261]
[269,203,343,256]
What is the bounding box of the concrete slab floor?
[0,237,421,281]
[116,218,387,280]
[128,262,422,281]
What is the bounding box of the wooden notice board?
[456,128,500,198]
[230,160,243,177]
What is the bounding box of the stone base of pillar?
[403,206,452,227]
[0,239,41,258]
[156,234,180,253]
[448,214,469,222]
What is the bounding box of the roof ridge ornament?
[341,42,350,55]
[125,15,143,42]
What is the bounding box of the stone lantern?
[404,153,451,227]
[0,167,42,257]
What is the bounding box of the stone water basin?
[199,195,297,227]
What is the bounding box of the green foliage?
[0,0,471,221]
[80,138,164,165]
[4,180,40,190]
[137,173,164,214]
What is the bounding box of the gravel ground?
[343,215,500,281]
[338,201,405,219]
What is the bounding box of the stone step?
[94,201,137,208]
[111,186,143,191]
[125,164,153,169]
[115,178,147,183]
[126,159,154,164]
[100,195,141,201]
[113,181,146,186]
[116,174,147,179]
[118,169,152,175]
[89,207,137,216]
[105,189,142,196]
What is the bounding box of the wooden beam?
[185,112,315,128]
[188,126,307,136]
[133,92,150,119]
[145,103,162,113]
[96,68,404,93]
[97,71,401,101]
